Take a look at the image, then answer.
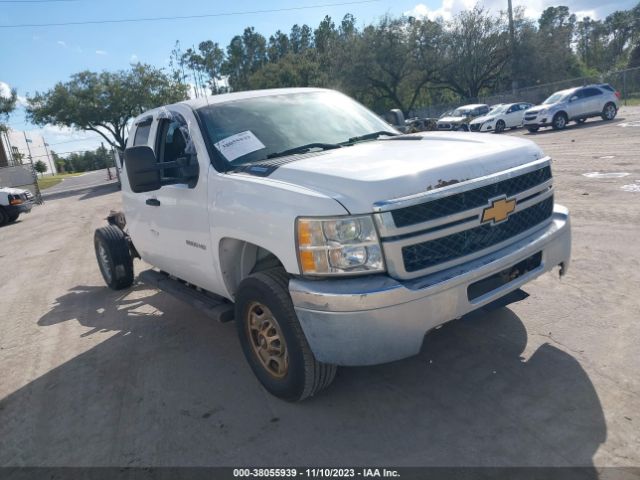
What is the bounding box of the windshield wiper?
[345,130,400,144]
[266,143,342,159]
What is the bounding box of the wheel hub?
[246,302,289,378]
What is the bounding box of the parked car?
[523,85,619,132]
[437,104,490,131]
[94,88,571,401]
[0,186,34,226]
[469,102,534,133]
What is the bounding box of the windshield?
[543,92,570,105]
[197,90,397,166]
[451,108,472,117]
[490,105,509,114]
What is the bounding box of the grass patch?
[37,172,83,190]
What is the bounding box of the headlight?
[296,216,385,275]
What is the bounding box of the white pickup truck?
[94,88,571,401]
[0,186,34,226]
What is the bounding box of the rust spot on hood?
[426,179,465,191]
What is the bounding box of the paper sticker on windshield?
[214,131,265,162]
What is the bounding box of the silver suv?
[523,84,619,132]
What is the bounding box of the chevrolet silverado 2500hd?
[94,88,571,401]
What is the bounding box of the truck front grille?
[391,166,551,228]
[401,196,553,272]
[375,161,555,279]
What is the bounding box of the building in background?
[0,129,57,175]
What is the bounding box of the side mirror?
[124,146,161,193]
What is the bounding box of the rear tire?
[235,268,337,401]
[552,112,568,130]
[0,208,8,227]
[94,225,134,290]
[601,102,617,121]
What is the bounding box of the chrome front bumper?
[290,205,571,366]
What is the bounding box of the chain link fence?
[412,66,640,119]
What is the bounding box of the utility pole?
[23,131,43,204]
[507,0,518,94]
[43,140,54,176]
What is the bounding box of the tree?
[34,160,48,176]
[26,64,189,151]
[0,87,17,131]
[438,6,509,100]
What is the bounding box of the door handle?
[146,198,161,206]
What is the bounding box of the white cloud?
[405,0,630,22]
[129,54,139,63]
[574,9,598,19]
[0,81,27,107]
[57,40,67,48]
[95,50,108,56]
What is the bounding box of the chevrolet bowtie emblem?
[482,197,516,224]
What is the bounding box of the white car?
[0,186,34,226]
[523,84,619,132]
[469,102,533,133]
[94,88,571,401]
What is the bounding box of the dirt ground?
[1,108,639,469]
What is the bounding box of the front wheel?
[495,120,506,133]
[552,112,568,130]
[235,268,336,401]
[601,103,617,121]
[94,225,134,290]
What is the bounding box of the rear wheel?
[235,268,336,401]
[94,225,134,290]
[601,102,617,121]
[552,112,568,130]
[495,120,506,133]
[0,208,8,227]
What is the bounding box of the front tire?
[495,120,506,133]
[601,102,617,121]
[94,225,134,290]
[552,112,568,130]
[235,268,336,401]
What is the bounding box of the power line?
[0,0,380,28]
[0,0,79,3]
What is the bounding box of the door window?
[155,113,198,185]
[582,88,603,98]
[133,119,152,146]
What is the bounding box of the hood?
[266,133,545,214]
[527,103,563,114]
[438,116,467,123]
[0,186,28,195]
[470,114,497,124]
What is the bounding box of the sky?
[0,0,636,156]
